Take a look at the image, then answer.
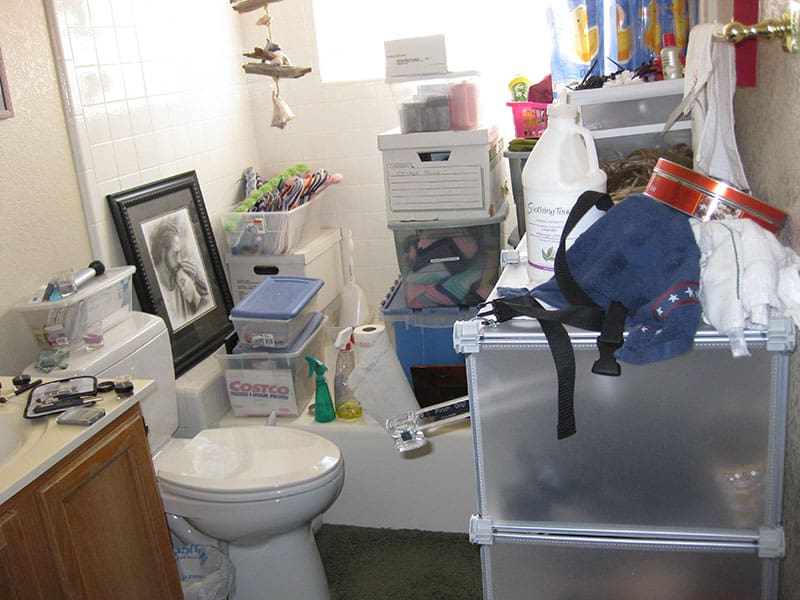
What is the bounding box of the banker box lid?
[230,276,323,320]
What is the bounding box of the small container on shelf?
[506,101,549,138]
[388,71,482,134]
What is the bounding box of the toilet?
[25,311,344,600]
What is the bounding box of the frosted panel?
[483,538,765,600]
[468,335,780,530]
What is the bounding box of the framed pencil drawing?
[108,171,235,376]
[0,47,13,119]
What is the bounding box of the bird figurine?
[243,40,290,65]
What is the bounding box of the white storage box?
[224,228,342,308]
[563,79,691,160]
[221,194,326,256]
[378,126,507,221]
[229,276,323,350]
[15,266,135,350]
[218,313,326,417]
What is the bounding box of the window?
[311,0,553,87]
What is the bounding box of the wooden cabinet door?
[36,406,182,599]
[0,505,50,600]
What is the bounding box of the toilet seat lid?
[156,426,341,494]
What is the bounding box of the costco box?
[225,228,342,307]
[15,266,135,350]
[388,201,507,309]
[218,313,326,417]
[378,126,506,221]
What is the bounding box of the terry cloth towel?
[664,23,749,191]
[531,194,702,364]
[691,218,800,357]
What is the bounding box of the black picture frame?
[107,171,235,377]
[0,46,13,120]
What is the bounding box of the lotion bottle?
[660,33,683,80]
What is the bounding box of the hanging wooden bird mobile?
[231,0,312,129]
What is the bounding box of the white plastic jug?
[523,103,607,285]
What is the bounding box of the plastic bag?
[173,544,235,600]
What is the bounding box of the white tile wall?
[45,0,263,268]
[46,0,516,311]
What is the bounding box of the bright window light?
[310,1,553,86]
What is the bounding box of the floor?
[316,524,483,600]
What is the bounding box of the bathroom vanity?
[0,378,181,599]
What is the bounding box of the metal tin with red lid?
[644,158,787,234]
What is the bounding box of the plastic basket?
[221,194,325,256]
[507,102,549,138]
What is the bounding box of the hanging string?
[257,4,274,41]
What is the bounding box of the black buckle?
[591,301,627,377]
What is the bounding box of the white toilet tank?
[25,311,179,454]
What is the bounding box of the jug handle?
[576,125,601,177]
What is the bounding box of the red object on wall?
[734,0,758,87]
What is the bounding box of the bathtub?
[219,409,477,533]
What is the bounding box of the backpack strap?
[478,190,624,438]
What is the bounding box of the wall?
[735,2,800,597]
[0,0,92,374]
[42,0,263,265]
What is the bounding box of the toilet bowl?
[155,425,344,599]
[25,311,345,600]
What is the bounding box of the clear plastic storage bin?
[388,71,482,134]
[221,194,326,256]
[218,313,326,417]
[15,266,135,350]
[388,202,507,309]
[229,276,323,349]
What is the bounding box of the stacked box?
[220,194,326,256]
[218,312,326,417]
[380,279,477,384]
[378,126,506,222]
[388,201,508,309]
[224,228,342,307]
[229,276,323,349]
[563,78,692,160]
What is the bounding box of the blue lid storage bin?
[380,278,478,384]
[229,276,323,349]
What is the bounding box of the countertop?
[0,376,155,505]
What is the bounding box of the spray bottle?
[333,327,362,420]
[305,356,336,423]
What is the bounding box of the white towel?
[691,219,800,356]
[664,23,750,191]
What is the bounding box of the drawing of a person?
[150,218,210,328]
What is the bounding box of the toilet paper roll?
[353,324,386,347]
[349,323,418,428]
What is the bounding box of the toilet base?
[228,524,330,600]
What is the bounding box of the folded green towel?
[507,137,539,152]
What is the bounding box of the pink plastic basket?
[507,102,549,138]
